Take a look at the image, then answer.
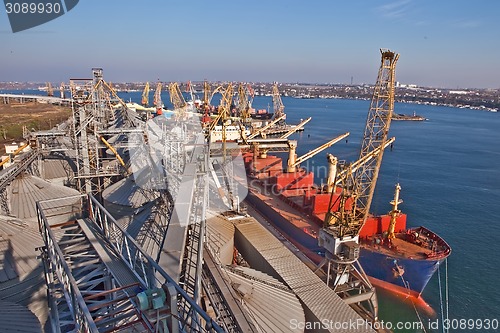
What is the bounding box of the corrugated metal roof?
[233,217,376,333]
[0,216,53,330]
[222,265,304,333]
[41,159,72,180]
[0,218,43,281]
[206,212,235,265]
[0,300,41,332]
[8,174,80,219]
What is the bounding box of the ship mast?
[387,183,403,239]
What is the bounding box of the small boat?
[392,111,427,121]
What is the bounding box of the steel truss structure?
[37,194,223,333]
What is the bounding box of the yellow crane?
[141,82,150,106]
[323,49,399,238]
[209,85,225,106]
[316,49,400,319]
[154,82,163,115]
[169,82,187,110]
[0,143,30,168]
[279,117,311,139]
[247,114,286,139]
[236,83,250,121]
[46,82,54,97]
[272,83,285,122]
[207,83,233,133]
[186,80,197,103]
[203,80,211,112]
[286,132,350,173]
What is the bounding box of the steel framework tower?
[355,49,399,229]
[70,68,121,193]
[318,49,400,321]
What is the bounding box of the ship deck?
[246,178,321,237]
[362,237,431,260]
[362,230,450,261]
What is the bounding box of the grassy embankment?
[0,102,71,155]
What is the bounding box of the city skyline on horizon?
[1,78,495,92]
[1,0,499,89]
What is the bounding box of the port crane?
[203,80,211,111]
[279,117,311,139]
[247,114,286,140]
[154,82,163,115]
[207,83,245,212]
[59,82,65,99]
[286,132,350,173]
[169,82,189,119]
[236,83,252,121]
[246,116,311,161]
[185,80,197,104]
[142,81,150,106]
[317,49,399,320]
[271,83,286,123]
[169,82,187,110]
[208,85,225,106]
[46,82,54,97]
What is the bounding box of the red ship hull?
[242,152,451,297]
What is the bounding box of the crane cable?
[438,258,450,333]
[396,266,428,333]
[445,259,450,333]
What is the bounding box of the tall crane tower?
[355,49,400,230]
[169,82,187,110]
[202,80,211,111]
[59,82,65,99]
[317,49,399,320]
[271,83,286,124]
[141,82,150,106]
[154,82,162,115]
[236,83,252,122]
[46,82,54,97]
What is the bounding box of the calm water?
[7,89,499,332]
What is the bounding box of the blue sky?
[1,0,499,88]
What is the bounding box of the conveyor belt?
[232,216,376,333]
[78,218,140,288]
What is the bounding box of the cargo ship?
[241,149,451,301]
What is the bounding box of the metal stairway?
[37,194,223,333]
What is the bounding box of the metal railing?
[36,196,99,333]
[87,194,224,332]
[37,194,224,332]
